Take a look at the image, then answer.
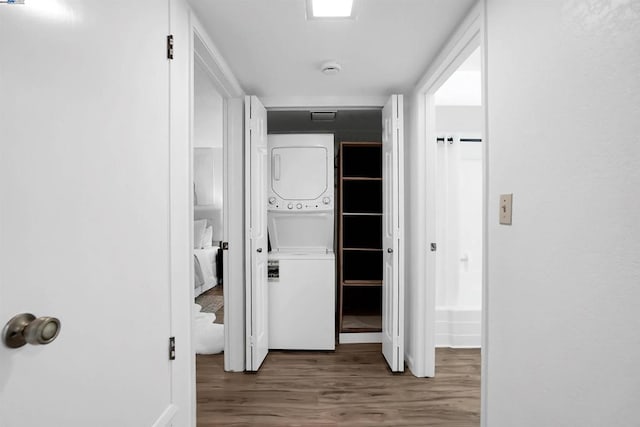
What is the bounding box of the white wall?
[485,1,640,425]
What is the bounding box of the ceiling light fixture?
[307,0,355,19]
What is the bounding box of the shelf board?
[340,141,382,147]
[338,332,382,344]
[340,327,382,333]
[343,248,382,252]
[342,177,382,181]
[341,313,382,333]
[342,280,382,287]
[342,212,382,216]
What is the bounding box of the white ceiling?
[188,0,476,98]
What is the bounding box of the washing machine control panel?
[268,195,333,211]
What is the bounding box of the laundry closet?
[267,110,384,345]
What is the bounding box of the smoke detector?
[321,61,342,75]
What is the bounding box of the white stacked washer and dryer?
[267,134,335,350]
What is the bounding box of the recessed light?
[307,0,355,19]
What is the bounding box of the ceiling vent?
[310,111,337,121]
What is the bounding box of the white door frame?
[169,4,245,426]
[411,0,486,393]
[191,14,246,373]
[168,2,193,425]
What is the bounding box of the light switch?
[499,194,513,225]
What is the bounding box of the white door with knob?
[0,2,174,426]
[382,94,405,372]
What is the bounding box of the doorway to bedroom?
[192,46,226,357]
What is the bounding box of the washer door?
[268,211,334,252]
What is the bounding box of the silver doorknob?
[387,248,394,253]
[257,248,263,253]
[2,313,61,349]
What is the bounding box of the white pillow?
[193,219,207,249]
[202,226,213,248]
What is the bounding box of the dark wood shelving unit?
[338,142,383,335]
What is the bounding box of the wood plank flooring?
[195,285,224,324]
[196,344,480,426]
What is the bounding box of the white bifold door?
[245,96,269,371]
[382,95,405,372]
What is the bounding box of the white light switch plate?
[499,194,513,225]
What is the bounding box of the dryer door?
[272,146,329,200]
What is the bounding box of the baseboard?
[435,307,481,348]
[151,404,178,427]
[339,332,382,344]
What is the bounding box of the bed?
[194,217,221,297]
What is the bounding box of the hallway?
[196,344,480,426]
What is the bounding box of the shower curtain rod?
[435,137,482,143]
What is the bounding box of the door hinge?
[166,35,174,60]
[430,243,437,252]
[169,336,176,360]
[221,241,229,250]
